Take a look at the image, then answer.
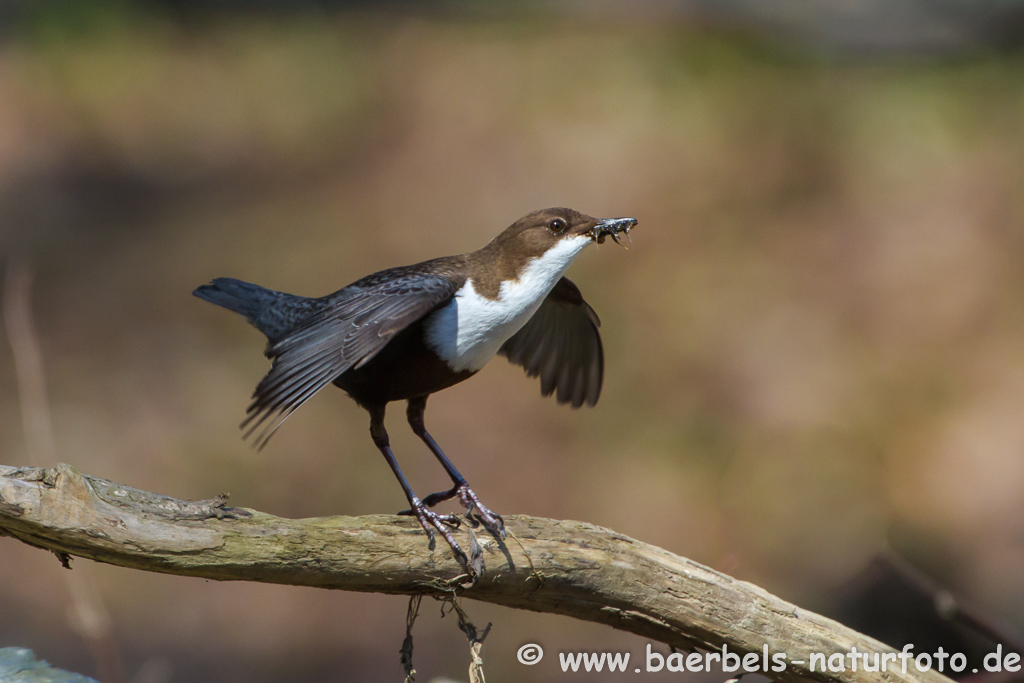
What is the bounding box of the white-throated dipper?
[194,207,636,564]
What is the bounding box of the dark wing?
[243,272,458,447]
[498,277,603,408]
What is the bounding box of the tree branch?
[0,463,951,683]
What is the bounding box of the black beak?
[592,217,637,244]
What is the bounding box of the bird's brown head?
[466,208,636,293]
[486,207,637,261]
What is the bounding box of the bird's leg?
[367,404,466,563]
[404,396,505,538]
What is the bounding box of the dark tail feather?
[193,278,277,323]
[194,278,317,342]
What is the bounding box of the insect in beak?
[592,217,637,247]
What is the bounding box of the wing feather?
[243,272,458,447]
[499,276,603,408]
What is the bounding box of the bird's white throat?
[425,235,591,372]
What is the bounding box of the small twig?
[877,553,1024,651]
[401,595,421,683]
[448,599,491,683]
[503,526,544,590]
[3,260,57,464]
[4,260,126,683]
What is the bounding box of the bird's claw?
[457,485,505,538]
[398,497,467,563]
[415,483,505,539]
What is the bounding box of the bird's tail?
[193,278,274,320]
[193,277,316,342]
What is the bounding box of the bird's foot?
[407,484,505,539]
[457,485,505,538]
[398,497,467,563]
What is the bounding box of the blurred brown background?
[2,2,1024,681]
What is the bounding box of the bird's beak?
[591,217,637,245]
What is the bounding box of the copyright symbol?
[517,643,544,665]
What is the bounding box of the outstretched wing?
[243,272,458,447]
[498,277,603,408]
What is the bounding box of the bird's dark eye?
[548,218,567,234]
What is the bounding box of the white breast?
[425,235,591,372]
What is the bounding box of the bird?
[194,207,636,564]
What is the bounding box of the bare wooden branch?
[0,463,952,683]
